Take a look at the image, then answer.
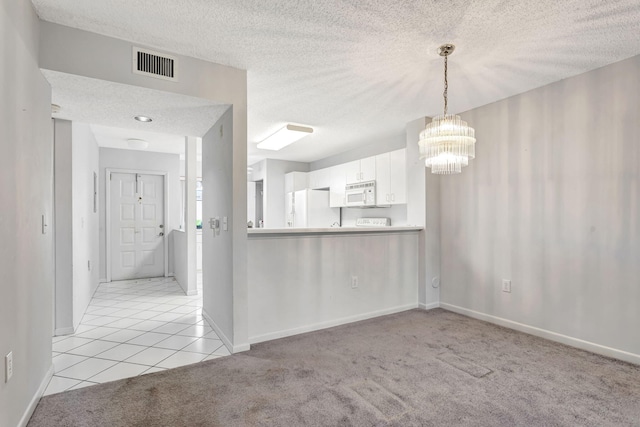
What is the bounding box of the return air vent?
[132,47,178,82]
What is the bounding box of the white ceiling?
[43,70,229,154]
[33,0,640,164]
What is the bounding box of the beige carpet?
[29,309,640,426]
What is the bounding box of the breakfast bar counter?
[247,226,422,345]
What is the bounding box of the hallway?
[45,277,228,395]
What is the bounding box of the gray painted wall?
[0,1,54,425]
[248,232,419,343]
[54,120,74,333]
[202,109,235,345]
[440,55,640,357]
[98,148,181,280]
[406,117,441,308]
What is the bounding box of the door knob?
[158,232,164,237]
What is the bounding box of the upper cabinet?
[345,156,376,184]
[284,171,308,193]
[308,168,331,190]
[375,149,406,205]
[286,149,406,209]
[329,163,346,207]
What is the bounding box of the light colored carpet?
[28,309,640,426]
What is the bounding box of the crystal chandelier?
[419,44,476,174]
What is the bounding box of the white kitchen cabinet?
[329,163,346,207]
[308,168,331,190]
[345,156,376,184]
[284,171,308,193]
[375,149,406,205]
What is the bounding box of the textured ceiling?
[32,0,640,164]
[43,70,229,154]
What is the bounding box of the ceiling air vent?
[132,47,178,82]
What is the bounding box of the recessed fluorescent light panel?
[257,124,313,151]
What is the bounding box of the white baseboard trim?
[54,327,74,336]
[202,309,250,354]
[249,303,419,345]
[18,364,53,427]
[419,302,440,310]
[440,303,640,366]
[185,289,198,296]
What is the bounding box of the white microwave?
[345,181,376,207]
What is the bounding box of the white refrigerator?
[286,189,340,228]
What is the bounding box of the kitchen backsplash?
[340,204,407,227]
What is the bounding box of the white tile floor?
[45,276,230,396]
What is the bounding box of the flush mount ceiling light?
[134,115,153,122]
[127,138,149,150]
[257,124,313,151]
[418,44,476,174]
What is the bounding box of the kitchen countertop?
[247,226,423,236]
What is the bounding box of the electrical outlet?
[351,276,359,289]
[502,279,512,293]
[5,352,13,382]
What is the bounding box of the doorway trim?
[105,168,169,282]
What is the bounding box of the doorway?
[107,170,168,281]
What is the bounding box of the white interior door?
[110,172,165,281]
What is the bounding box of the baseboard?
[186,289,198,296]
[248,303,419,345]
[440,303,640,366]
[18,364,53,427]
[54,327,75,336]
[419,302,440,310]
[202,310,250,354]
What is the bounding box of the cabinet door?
[309,167,331,189]
[344,161,361,184]
[329,164,346,207]
[375,153,391,204]
[308,170,319,190]
[285,171,308,193]
[389,149,407,204]
[360,156,376,182]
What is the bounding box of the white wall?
[341,205,408,227]
[310,135,405,170]
[0,1,54,426]
[39,21,249,351]
[247,232,419,343]
[71,122,100,327]
[54,121,102,333]
[440,55,640,363]
[98,148,181,280]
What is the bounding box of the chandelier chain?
[443,54,448,115]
